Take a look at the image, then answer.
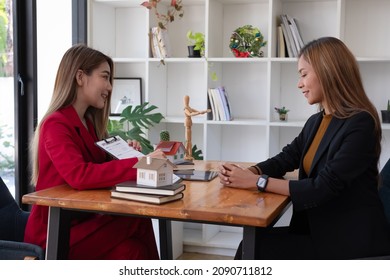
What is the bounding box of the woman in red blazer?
[219,37,390,259]
[24,44,165,259]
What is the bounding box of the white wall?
[36,0,72,121]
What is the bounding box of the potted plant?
[382,100,390,123]
[107,102,164,154]
[107,104,206,157]
[186,30,205,57]
[186,30,218,81]
[275,106,289,121]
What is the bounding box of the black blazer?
[257,111,390,259]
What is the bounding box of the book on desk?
[115,181,186,196]
[111,181,186,204]
[111,190,184,205]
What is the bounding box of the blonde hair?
[299,37,381,158]
[30,44,114,185]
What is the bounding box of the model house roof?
[155,141,185,155]
[134,157,176,170]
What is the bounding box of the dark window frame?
[13,0,87,209]
[13,0,37,209]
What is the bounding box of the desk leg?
[242,226,257,260]
[158,219,173,260]
[46,207,72,260]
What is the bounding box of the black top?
[256,111,390,259]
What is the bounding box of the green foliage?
[274,106,289,114]
[0,124,15,171]
[186,30,218,81]
[186,30,205,55]
[0,0,8,77]
[106,103,206,159]
[120,102,164,129]
[210,71,218,82]
[192,144,203,160]
[107,102,164,154]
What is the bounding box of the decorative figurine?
[183,95,210,161]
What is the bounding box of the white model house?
[134,157,176,187]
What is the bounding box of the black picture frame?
[110,77,142,116]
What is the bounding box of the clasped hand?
[218,162,258,190]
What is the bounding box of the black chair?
[359,159,390,259]
[0,176,45,260]
[379,159,390,223]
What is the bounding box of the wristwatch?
[256,174,269,192]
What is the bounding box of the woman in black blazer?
[219,37,390,259]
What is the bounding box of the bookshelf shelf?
[89,0,390,257]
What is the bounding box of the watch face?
[257,177,267,188]
[257,175,268,192]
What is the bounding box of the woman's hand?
[145,148,166,159]
[128,139,166,160]
[218,162,259,190]
[127,139,142,152]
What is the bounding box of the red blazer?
[24,106,139,249]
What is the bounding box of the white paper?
[95,135,144,159]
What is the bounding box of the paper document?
[95,135,144,159]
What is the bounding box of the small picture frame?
[110,78,142,116]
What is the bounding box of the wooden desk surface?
[22,160,291,228]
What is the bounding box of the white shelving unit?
[88,0,390,257]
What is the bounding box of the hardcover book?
[115,181,186,196]
[111,191,184,205]
[280,14,297,57]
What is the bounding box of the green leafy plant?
[0,124,15,172]
[186,30,218,81]
[386,100,390,111]
[192,144,203,160]
[0,0,9,77]
[107,102,164,154]
[274,106,289,115]
[186,30,205,56]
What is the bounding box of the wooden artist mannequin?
[183,95,210,160]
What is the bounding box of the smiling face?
[76,61,112,111]
[297,56,325,108]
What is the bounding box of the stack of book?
[207,86,233,121]
[111,181,186,204]
[278,14,305,58]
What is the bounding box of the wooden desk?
[22,160,291,260]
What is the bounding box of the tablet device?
[174,170,218,182]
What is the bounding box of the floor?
[176,252,233,260]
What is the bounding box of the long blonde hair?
[299,37,381,158]
[30,44,114,185]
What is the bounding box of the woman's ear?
[75,69,84,86]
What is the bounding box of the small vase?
[188,45,201,58]
[381,110,390,123]
[279,113,287,121]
